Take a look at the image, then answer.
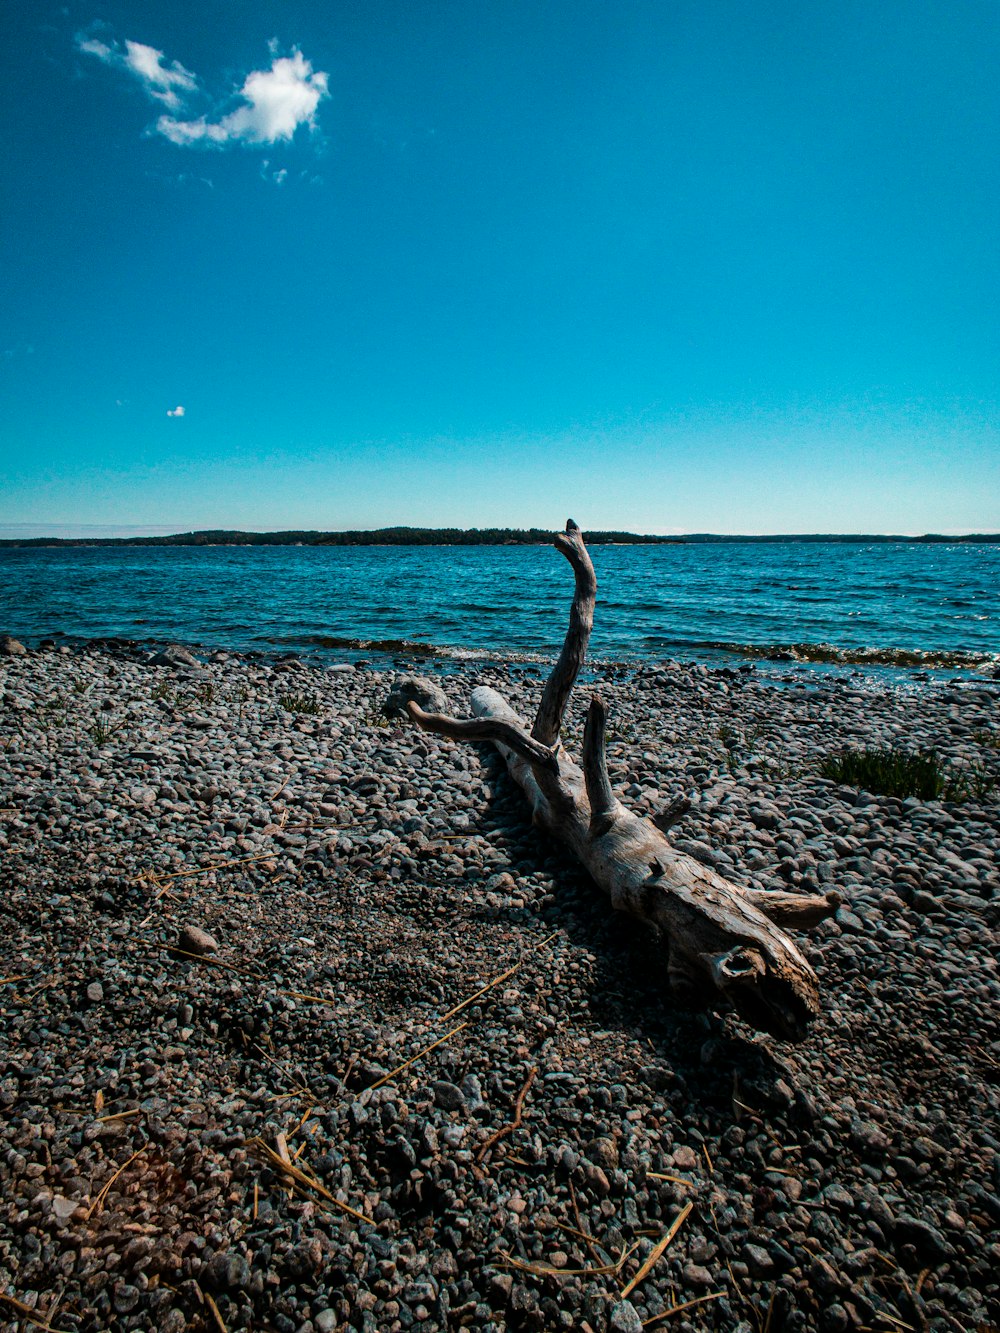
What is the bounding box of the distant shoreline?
[1,526,998,548]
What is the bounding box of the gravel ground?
[1,640,998,1333]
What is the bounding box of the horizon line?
[1,522,998,541]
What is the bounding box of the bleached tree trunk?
[406,521,836,1041]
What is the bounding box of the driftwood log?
[406,521,837,1041]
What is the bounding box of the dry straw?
[365,1023,468,1091]
[620,1201,693,1298]
[249,1137,369,1225]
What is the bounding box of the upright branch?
[531,520,597,747]
[583,695,621,837]
[401,519,836,1041]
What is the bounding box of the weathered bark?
[406,520,836,1041]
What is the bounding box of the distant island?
[0,526,998,548]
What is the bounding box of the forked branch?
[405,702,560,775]
[400,520,836,1041]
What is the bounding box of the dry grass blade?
[501,1246,626,1279]
[292,1105,315,1135]
[140,851,278,884]
[251,1042,313,1095]
[165,945,253,974]
[0,975,28,986]
[440,961,522,1021]
[440,930,557,1023]
[647,1172,693,1185]
[96,1108,143,1123]
[203,1290,228,1333]
[0,1291,73,1333]
[477,1066,537,1162]
[85,1144,147,1219]
[568,1177,606,1265]
[278,990,336,1004]
[553,1220,612,1261]
[642,1291,726,1326]
[621,1201,693,1298]
[249,1138,369,1224]
[365,1023,468,1091]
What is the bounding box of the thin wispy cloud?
[76,34,197,110]
[77,29,328,151]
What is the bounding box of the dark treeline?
[1,527,997,548]
[0,527,679,548]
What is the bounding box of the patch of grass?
[150,679,173,702]
[88,714,128,745]
[820,746,995,803]
[278,692,323,716]
[715,721,768,774]
[972,728,1000,750]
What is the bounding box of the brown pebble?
[177,925,219,956]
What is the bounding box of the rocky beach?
[1,638,998,1333]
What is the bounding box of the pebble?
[177,925,219,956]
[0,642,996,1332]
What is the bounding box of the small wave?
[256,632,553,664]
[690,640,999,669]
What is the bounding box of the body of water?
[1,542,997,673]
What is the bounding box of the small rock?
[207,1250,251,1290]
[51,1195,78,1223]
[85,981,104,1003]
[177,925,219,956]
[744,1243,775,1276]
[608,1299,644,1333]
[587,1136,619,1171]
[0,635,27,656]
[151,643,199,668]
[431,1080,467,1112]
[382,674,449,718]
[672,1145,699,1170]
[894,1214,951,1261]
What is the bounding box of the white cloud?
[77,34,197,109]
[157,50,327,147]
[167,405,185,417]
[76,31,328,153]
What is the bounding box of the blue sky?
[2,0,998,535]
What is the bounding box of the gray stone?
[207,1250,251,1289]
[608,1299,644,1333]
[743,1243,775,1276]
[51,1195,78,1222]
[0,635,26,656]
[382,674,449,718]
[894,1214,951,1260]
[151,643,199,668]
[431,1080,467,1111]
[85,981,104,1003]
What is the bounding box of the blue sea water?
[0,542,997,674]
